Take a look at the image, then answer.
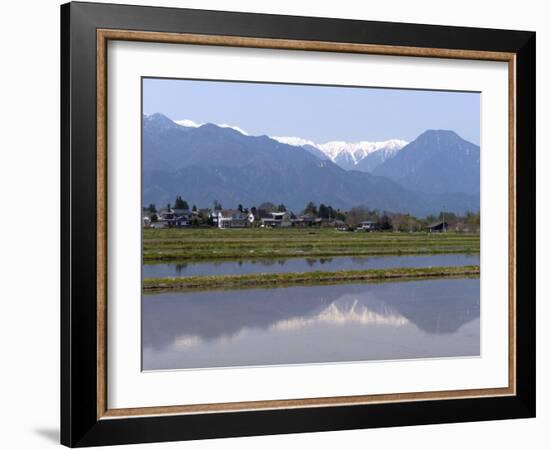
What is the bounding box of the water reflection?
[142,278,480,370]
[143,254,480,278]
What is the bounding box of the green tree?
[213,200,222,211]
[201,210,214,226]
[259,202,276,212]
[438,210,457,226]
[303,201,318,216]
[238,204,244,212]
[318,204,336,220]
[174,196,189,210]
[319,203,328,219]
[465,211,480,231]
[346,206,370,227]
[192,204,197,212]
[407,215,421,232]
[378,212,393,231]
[335,209,346,222]
[392,213,411,232]
[277,203,287,212]
[425,214,437,224]
[147,203,156,214]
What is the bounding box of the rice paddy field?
[143,227,480,263]
[142,228,480,290]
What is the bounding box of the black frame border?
[61,2,535,447]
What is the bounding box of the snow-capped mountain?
[355,143,407,173]
[143,113,428,214]
[143,114,480,215]
[173,118,407,172]
[272,136,408,171]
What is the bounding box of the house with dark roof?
[291,215,317,227]
[426,221,448,233]
[152,208,192,228]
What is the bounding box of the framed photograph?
[61,1,535,447]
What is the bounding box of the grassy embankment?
[142,228,480,291]
[143,265,480,292]
[143,227,480,263]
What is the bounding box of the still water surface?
[143,254,480,278]
[142,278,480,370]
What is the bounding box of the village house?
[142,215,152,228]
[149,208,192,228]
[261,211,292,228]
[217,210,251,228]
[209,210,220,226]
[426,221,448,233]
[357,221,379,232]
[334,220,349,231]
[291,215,317,227]
[194,208,211,218]
[172,208,192,226]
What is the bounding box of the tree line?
[144,196,480,231]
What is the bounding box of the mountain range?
[172,118,408,172]
[271,136,408,172]
[142,113,480,216]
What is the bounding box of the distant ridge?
[172,117,408,172]
[142,114,479,215]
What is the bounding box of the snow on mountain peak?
[174,118,248,135]
[174,119,201,128]
[217,123,249,135]
[170,116,406,167]
[319,139,408,162]
[271,136,408,166]
[271,136,317,148]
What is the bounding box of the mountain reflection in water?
[142,278,480,370]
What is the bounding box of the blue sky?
[143,78,480,145]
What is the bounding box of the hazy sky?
[143,77,480,145]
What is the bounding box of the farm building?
[291,215,317,227]
[150,208,192,228]
[426,221,448,233]
[217,210,249,228]
[261,211,292,228]
[357,221,379,232]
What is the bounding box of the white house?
[261,211,292,228]
[357,221,378,232]
[217,210,249,228]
